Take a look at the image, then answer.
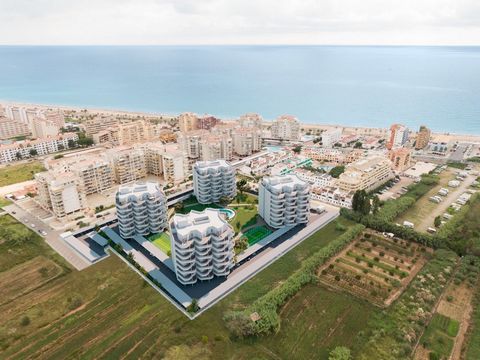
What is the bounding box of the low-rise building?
[311,186,353,208]
[193,160,236,204]
[337,156,394,192]
[170,208,235,285]
[116,182,168,238]
[294,168,334,188]
[0,133,78,164]
[259,174,310,228]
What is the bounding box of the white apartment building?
[84,116,119,136]
[294,169,334,188]
[0,117,31,140]
[200,134,233,161]
[270,115,300,141]
[249,150,292,176]
[35,171,87,219]
[239,113,263,129]
[163,151,187,184]
[0,133,78,164]
[170,208,235,285]
[259,174,310,228]
[193,160,236,204]
[321,128,342,148]
[311,187,354,208]
[232,127,262,156]
[387,124,409,150]
[116,182,168,239]
[337,156,394,192]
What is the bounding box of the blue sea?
[0,46,479,134]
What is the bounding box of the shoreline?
[2,99,480,142]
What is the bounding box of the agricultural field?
[147,232,171,254]
[418,314,459,359]
[0,161,46,187]
[1,210,366,359]
[318,230,430,306]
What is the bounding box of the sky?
[1,0,480,45]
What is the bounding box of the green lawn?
[147,232,171,254]
[0,197,11,208]
[0,161,46,187]
[0,213,364,359]
[243,226,273,245]
[420,313,459,358]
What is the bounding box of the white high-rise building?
[170,208,235,285]
[322,128,342,148]
[270,115,300,141]
[259,174,310,228]
[239,113,263,129]
[115,182,168,239]
[193,160,236,204]
[232,127,262,156]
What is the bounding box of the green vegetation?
[357,249,458,359]
[242,226,272,246]
[420,314,459,359]
[0,197,11,208]
[436,192,480,255]
[147,232,171,254]
[447,161,468,170]
[329,165,346,178]
[0,161,46,187]
[460,256,480,359]
[224,224,365,336]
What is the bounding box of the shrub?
[20,316,30,326]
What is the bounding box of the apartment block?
[200,134,233,161]
[389,147,412,172]
[232,127,262,156]
[170,208,235,285]
[0,117,31,140]
[35,171,87,219]
[117,120,154,145]
[0,133,78,164]
[337,156,394,192]
[31,117,60,138]
[259,174,310,228]
[84,116,119,136]
[239,113,263,129]
[163,151,187,184]
[177,130,210,159]
[198,115,220,130]
[193,160,236,204]
[116,182,168,238]
[321,128,342,148]
[415,125,431,150]
[294,168,334,188]
[270,115,300,141]
[178,112,199,133]
[387,124,409,150]
[311,186,353,208]
[106,148,147,184]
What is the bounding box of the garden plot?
[318,230,430,307]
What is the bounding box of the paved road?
[3,203,91,270]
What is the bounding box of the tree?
[187,298,199,313]
[236,179,248,195]
[67,139,76,149]
[328,346,352,360]
[174,201,184,212]
[329,165,345,178]
[371,195,381,214]
[292,145,302,153]
[15,152,22,160]
[29,149,38,157]
[434,215,442,228]
[57,144,65,151]
[219,196,232,205]
[354,141,363,149]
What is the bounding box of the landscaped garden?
[318,230,430,307]
[147,232,171,254]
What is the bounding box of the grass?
[420,314,459,358]
[147,232,171,254]
[0,197,11,208]
[243,226,273,246]
[0,161,46,187]
[0,214,365,359]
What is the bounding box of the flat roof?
[172,208,229,237]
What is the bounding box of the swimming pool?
[219,208,236,220]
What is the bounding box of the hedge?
[224,224,365,336]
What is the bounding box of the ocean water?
[0,45,479,134]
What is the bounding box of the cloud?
[0,0,479,44]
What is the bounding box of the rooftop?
[262,174,308,190]
[172,208,230,237]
